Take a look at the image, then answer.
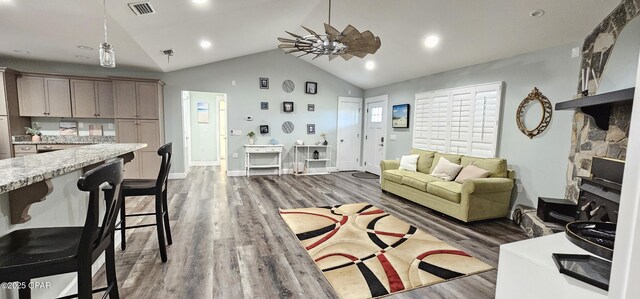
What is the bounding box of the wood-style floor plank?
[92,166,527,298]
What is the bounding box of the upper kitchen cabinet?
[71,79,114,118]
[17,75,71,117]
[0,68,32,159]
[113,79,163,119]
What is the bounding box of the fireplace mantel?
[556,88,634,130]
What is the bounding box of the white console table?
[244,144,284,177]
[293,145,331,176]
[496,233,608,299]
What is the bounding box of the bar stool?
[118,143,173,262]
[0,158,125,299]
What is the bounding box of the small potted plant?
[25,126,42,142]
[247,131,256,145]
[320,133,328,146]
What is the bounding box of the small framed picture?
[305,82,317,94]
[308,104,315,112]
[307,124,315,134]
[260,77,269,89]
[283,101,294,112]
[261,102,269,110]
[260,125,269,134]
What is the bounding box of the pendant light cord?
[103,0,108,43]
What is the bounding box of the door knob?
[340,139,344,142]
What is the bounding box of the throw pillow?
[398,154,420,172]
[430,157,463,181]
[455,164,490,183]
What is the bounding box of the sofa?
[380,149,515,222]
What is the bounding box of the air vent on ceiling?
[128,2,156,16]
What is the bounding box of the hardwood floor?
[93,166,527,298]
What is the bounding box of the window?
[370,106,383,123]
[412,82,503,158]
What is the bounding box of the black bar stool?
[0,158,125,299]
[118,143,173,262]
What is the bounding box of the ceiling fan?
[277,0,381,61]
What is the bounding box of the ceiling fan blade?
[286,48,302,54]
[278,37,297,43]
[301,25,322,39]
[278,44,297,48]
[324,23,341,40]
[297,52,311,58]
[340,25,362,41]
[286,31,304,39]
[340,54,354,61]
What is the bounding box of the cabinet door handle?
[21,147,30,150]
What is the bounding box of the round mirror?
[516,87,553,139]
[282,80,295,93]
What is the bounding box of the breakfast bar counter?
[0,143,146,224]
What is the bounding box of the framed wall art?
[283,101,294,112]
[308,104,315,111]
[261,102,269,110]
[307,124,315,134]
[392,104,410,128]
[305,82,317,94]
[260,77,269,89]
[260,125,269,134]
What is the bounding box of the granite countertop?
[12,135,116,145]
[0,143,146,194]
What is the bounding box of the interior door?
[337,97,362,171]
[363,95,388,175]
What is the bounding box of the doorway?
[363,95,388,175]
[181,91,228,169]
[336,97,363,171]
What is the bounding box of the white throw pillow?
[430,157,463,181]
[398,154,420,172]
[455,164,490,183]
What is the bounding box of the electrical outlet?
[78,122,84,129]
[108,123,114,129]
[571,47,580,58]
[232,152,239,158]
[232,80,236,86]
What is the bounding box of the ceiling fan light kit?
[99,0,116,68]
[278,0,381,61]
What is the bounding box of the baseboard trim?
[168,172,188,180]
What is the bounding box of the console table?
[496,233,607,299]
[293,145,331,175]
[244,144,283,177]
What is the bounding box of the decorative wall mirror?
[516,87,553,139]
[282,121,294,134]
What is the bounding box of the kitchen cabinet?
[113,80,161,119]
[13,144,37,158]
[0,68,31,159]
[0,117,10,159]
[17,75,71,117]
[116,119,162,179]
[71,80,114,118]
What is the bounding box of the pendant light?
[99,0,115,68]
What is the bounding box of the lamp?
[99,0,115,68]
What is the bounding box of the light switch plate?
[230,130,243,136]
[389,134,397,141]
[232,153,239,158]
[571,47,580,58]
[78,122,84,129]
[232,80,236,86]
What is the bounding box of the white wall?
[161,49,364,174]
[364,42,581,210]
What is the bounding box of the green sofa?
[380,149,515,222]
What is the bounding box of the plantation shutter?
[412,82,503,158]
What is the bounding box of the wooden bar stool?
[118,143,173,262]
[0,158,125,299]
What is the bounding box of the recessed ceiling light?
[75,55,90,59]
[365,61,376,70]
[424,35,440,48]
[77,45,94,51]
[192,0,207,4]
[13,50,30,54]
[200,40,212,49]
[530,9,545,17]
[0,0,13,4]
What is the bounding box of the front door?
[363,95,388,175]
[337,97,363,171]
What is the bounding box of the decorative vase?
[322,140,328,146]
[313,150,319,159]
[249,138,255,145]
[31,135,41,142]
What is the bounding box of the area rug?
[351,172,380,179]
[280,203,492,299]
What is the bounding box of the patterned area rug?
[280,203,492,299]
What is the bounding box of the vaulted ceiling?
[0,0,620,89]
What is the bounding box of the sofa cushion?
[401,172,443,192]
[461,156,508,178]
[430,157,463,181]
[455,164,490,183]
[383,170,406,184]
[427,181,463,203]
[399,154,420,172]
[429,153,463,173]
[410,148,436,173]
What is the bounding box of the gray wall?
[161,49,364,174]
[365,42,581,210]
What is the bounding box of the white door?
[337,97,363,171]
[363,95,388,175]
